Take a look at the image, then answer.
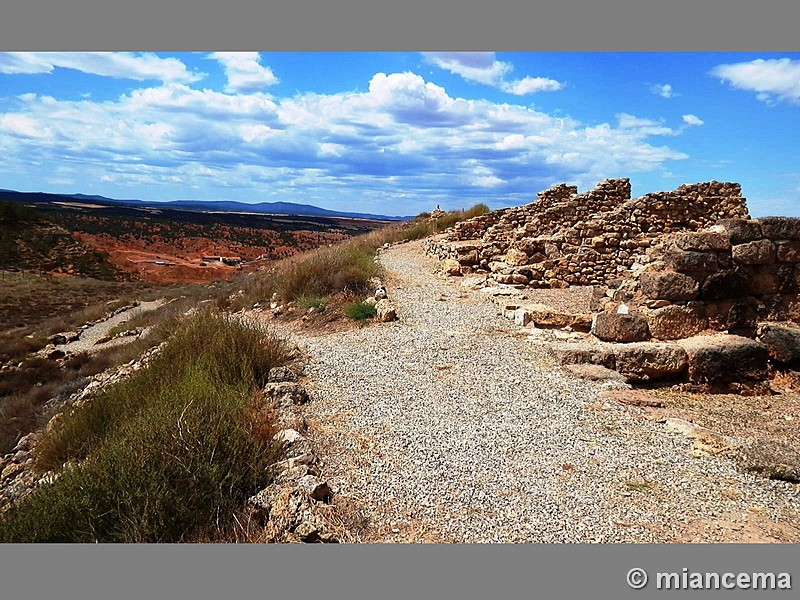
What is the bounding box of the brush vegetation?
[233,203,490,316]
[0,311,294,542]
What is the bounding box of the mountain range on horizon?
[0,188,412,222]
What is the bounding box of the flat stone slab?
[612,342,688,382]
[758,323,800,365]
[677,334,769,384]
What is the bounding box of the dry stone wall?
[426,179,749,289]
[600,217,800,342]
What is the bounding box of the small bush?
[344,301,377,321]
[296,295,326,310]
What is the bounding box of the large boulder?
[375,299,398,322]
[591,311,650,343]
[731,239,776,265]
[437,259,462,276]
[758,324,800,364]
[718,219,762,244]
[700,267,750,300]
[677,334,769,384]
[548,341,616,369]
[758,217,800,241]
[736,440,800,483]
[639,270,699,301]
[665,250,719,279]
[672,231,731,252]
[647,305,707,340]
[612,342,688,381]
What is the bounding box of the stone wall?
[425,179,749,289]
[597,217,800,342]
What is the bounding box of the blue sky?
[0,52,798,216]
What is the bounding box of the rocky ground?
[274,239,800,543]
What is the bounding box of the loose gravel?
[292,240,800,543]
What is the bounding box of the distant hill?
[52,191,410,221]
[0,201,122,280]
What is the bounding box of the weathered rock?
[591,311,650,343]
[375,299,398,322]
[438,259,462,276]
[718,219,763,244]
[776,241,800,263]
[725,298,760,336]
[297,474,332,502]
[263,382,310,407]
[46,349,66,360]
[612,342,688,381]
[548,341,616,369]
[563,363,628,384]
[665,250,719,278]
[647,305,707,340]
[700,268,749,300]
[745,264,791,296]
[268,366,298,383]
[503,248,529,266]
[672,231,731,252]
[758,217,800,241]
[640,270,699,301]
[736,440,800,483]
[521,305,592,331]
[495,273,529,285]
[731,239,776,265]
[677,334,769,383]
[758,324,800,364]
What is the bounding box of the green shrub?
[344,301,377,321]
[296,295,326,310]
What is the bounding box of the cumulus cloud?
[422,52,563,96]
[0,52,203,83]
[650,83,676,98]
[0,71,692,212]
[682,114,704,126]
[710,58,800,105]
[208,52,279,92]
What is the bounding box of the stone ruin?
[425,178,800,389]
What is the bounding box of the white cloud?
[503,76,563,95]
[650,83,676,98]
[208,52,279,92]
[0,52,203,83]
[422,52,563,96]
[617,113,675,136]
[0,71,693,211]
[682,114,704,126]
[710,58,800,105]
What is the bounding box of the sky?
[0,51,798,217]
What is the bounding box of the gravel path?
[58,300,164,354]
[295,241,800,543]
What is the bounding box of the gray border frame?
[1,1,799,599]
[1,0,800,50]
